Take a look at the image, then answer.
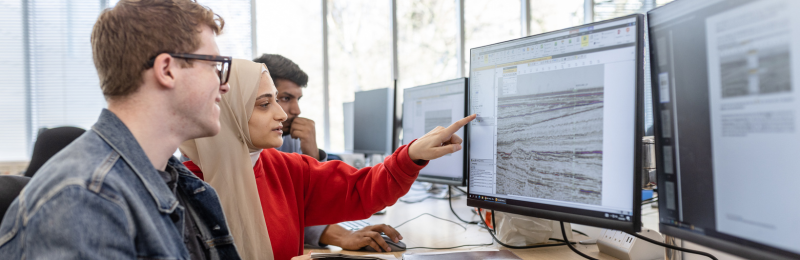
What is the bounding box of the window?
[327,0,392,152]
[0,0,253,163]
[397,0,458,90]
[113,1,255,59]
[464,0,520,72]
[529,0,584,35]
[593,0,673,22]
[2,0,674,160]
[26,0,106,149]
[591,0,674,135]
[594,0,653,22]
[0,0,27,162]
[256,0,326,149]
[200,0,253,59]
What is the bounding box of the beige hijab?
[180,59,273,260]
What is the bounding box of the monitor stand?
[426,183,449,199]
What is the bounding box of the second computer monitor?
[354,88,394,155]
[402,78,468,186]
[467,14,644,233]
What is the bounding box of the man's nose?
[292,103,301,115]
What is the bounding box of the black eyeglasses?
[146,53,232,85]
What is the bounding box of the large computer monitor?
[648,0,800,259]
[354,88,394,155]
[466,14,644,233]
[402,78,468,186]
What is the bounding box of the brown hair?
[91,0,224,99]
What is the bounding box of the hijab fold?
[181,59,273,260]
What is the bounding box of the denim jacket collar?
[91,109,179,213]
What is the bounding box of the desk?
[303,187,639,259]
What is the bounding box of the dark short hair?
[253,54,308,88]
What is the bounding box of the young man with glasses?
[0,0,239,259]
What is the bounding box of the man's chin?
[203,122,221,137]
[281,128,291,136]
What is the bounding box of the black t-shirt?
[158,165,208,260]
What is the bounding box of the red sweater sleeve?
[307,141,426,226]
[271,141,427,227]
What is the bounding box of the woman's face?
[248,73,288,149]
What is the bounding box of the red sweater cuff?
[394,139,428,175]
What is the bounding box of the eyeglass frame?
[145,53,233,85]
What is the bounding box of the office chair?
[0,175,30,220]
[25,126,85,178]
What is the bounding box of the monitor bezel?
[402,77,469,187]
[647,1,800,259]
[466,14,645,233]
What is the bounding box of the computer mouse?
[360,234,406,252]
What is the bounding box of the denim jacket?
[0,109,240,260]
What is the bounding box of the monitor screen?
[402,78,468,186]
[649,0,800,258]
[467,14,644,232]
[354,88,394,155]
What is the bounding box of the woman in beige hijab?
[181,59,474,260]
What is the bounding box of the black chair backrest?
[0,175,30,221]
[25,127,85,178]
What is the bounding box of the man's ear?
[153,53,178,90]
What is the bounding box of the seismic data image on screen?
[495,64,604,205]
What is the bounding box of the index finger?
[374,224,401,242]
[442,114,477,137]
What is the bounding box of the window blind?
[0,0,27,162]
[0,0,105,162]
[27,0,107,151]
[0,0,253,162]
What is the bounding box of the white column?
[390,0,398,81]
[456,0,465,78]
[584,0,594,24]
[321,0,331,151]
[521,0,530,36]
[250,0,258,58]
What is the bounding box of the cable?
[626,232,718,260]
[406,242,494,250]
[491,209,497,231]
[560,221,598,260]
[572,229,589,237]
[393,213,467,230]
[477,208,574,249]
[448,186,479,224]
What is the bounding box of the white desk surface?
[303,186,664,259]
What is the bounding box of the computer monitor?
[466,14,644,233]
[354,88,394,155]
[648,0,800,259]
[402,78,468,186]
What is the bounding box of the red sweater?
[183,143,425,260]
